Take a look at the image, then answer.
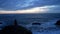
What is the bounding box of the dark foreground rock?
[55,20,60,25]
[55,20,60,28]
[0,19,32,34]
[1,26,32,34]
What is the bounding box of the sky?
[0,0,60,14]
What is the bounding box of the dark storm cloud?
[0,0,60,10]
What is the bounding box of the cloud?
[0,6,49,14]
[0,0,60,10]
[0,0,60,13]
[47,5,60,13]
[1,5,60,14]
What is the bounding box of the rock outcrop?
[55,20,60,28]
[32,23,41,25]
[0,19,32,34]
[55,20,60,25]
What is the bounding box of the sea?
[0,13,60,34]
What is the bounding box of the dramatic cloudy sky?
[0,0,60,14]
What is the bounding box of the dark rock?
[32,23,41,25]
[1,26,32,34]
[55,20,60,28]
[0,19,32,34]
[0,22,2,24]
[55,20,60,25]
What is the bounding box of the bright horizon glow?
[0,5,56,14]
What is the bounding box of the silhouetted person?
[14,19,17,26]
[1,19,32,34]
